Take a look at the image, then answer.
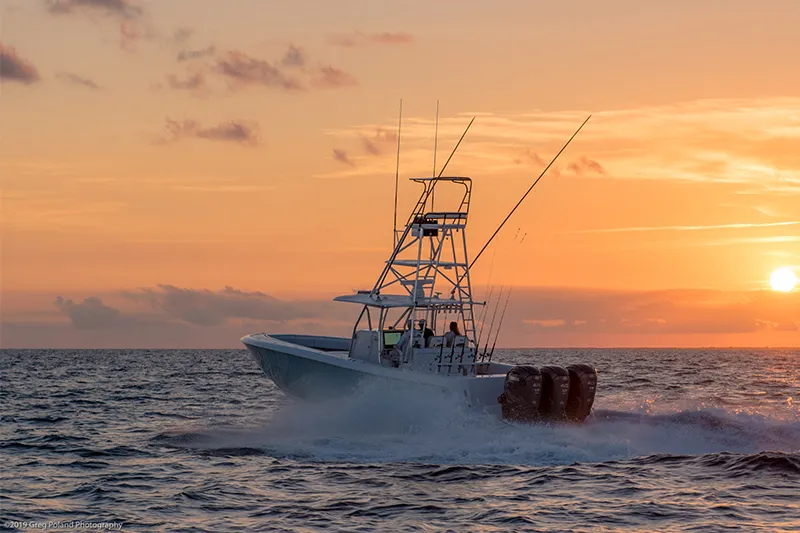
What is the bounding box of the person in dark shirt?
[417,319,434,347]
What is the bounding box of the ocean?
[1,348,798,532]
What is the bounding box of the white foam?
[172,380,800,465]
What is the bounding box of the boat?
[242,115,598,424]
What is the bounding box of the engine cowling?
[538,365,570,421]
[565,364,597,423]
[497,366,542,423]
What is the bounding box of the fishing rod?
[476,228,517,348]
[480,284,505,360]
[456,115,592,292]
[486,232,526,362]
[475,284,496,350]
[486,286,513,363]
[392,99,403,248]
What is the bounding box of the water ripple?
[1,348,798,532]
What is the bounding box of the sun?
[769,267,798,292]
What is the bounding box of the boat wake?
[152,381,800,466]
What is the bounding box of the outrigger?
[242,113,598,424]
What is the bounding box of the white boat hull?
[241,333,511,415]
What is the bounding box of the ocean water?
[1,348,798,532]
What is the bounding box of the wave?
[151,380,800,466]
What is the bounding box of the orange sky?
[1,0,798,348]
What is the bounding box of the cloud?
[332,149,355,167]
[172,26,193,44]
[314,66,358,88]
[281,44,306,68]
[165,72,206,91]
[315,98,800,186]
[514,149,547,167]
[177,45,216,62]
[361,127,398,156]
[0,43,41,84]
[161,118,260,146]
[570,221,800,234]
[567,156,606,175]
[45,0,144,19]
[214,50,303,91]
[505,286,800,337]
[54,296,131,329]
[164,46,356,95]
[329,31,414,47]
[45,0,153,51]
[121,285,332,326]
[56,71,101,90]
[10,284,797,347]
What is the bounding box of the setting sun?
[769,267,798,292]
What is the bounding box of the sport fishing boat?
[242,115,598,424]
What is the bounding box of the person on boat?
[387,320,413,366]
[417,319,434,347]
[444,321,461,347]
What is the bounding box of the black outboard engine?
[497,366,542,423]
[538,365,570,421]
[565,364,598,423]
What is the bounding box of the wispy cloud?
[571,221,800,234]
[45,0,143,19]
[214,49,304,91]
[702,235,800,246]
[506,286,800,338]
[172,26,193,44]
[165,72,206,91]
[332,149,355,167]
[329,31,414,47]
[161,118,260,146]
[567,156,606,175]
[313,66,358,88]
[171,185,276,193]
[0,43,41,84]
[45,0,154,51]
[315,98,800,188]
[163,45,356,96]
[177,45,216,62]
[280,44,306,68]
[361,127,398,156]
[56,71,101,90]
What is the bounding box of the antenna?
[405,115,474,227]
[468,114,591,271]
[393,99,403,247]
[371,116,475,294]
[432,99,439,210]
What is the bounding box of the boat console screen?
[383,330,402,348]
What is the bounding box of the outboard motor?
[497,366,542,423]
[538,365,570,421]
[565,364,598,423]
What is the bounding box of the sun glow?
[769,267,798,292]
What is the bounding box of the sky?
[1,0,799,348]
